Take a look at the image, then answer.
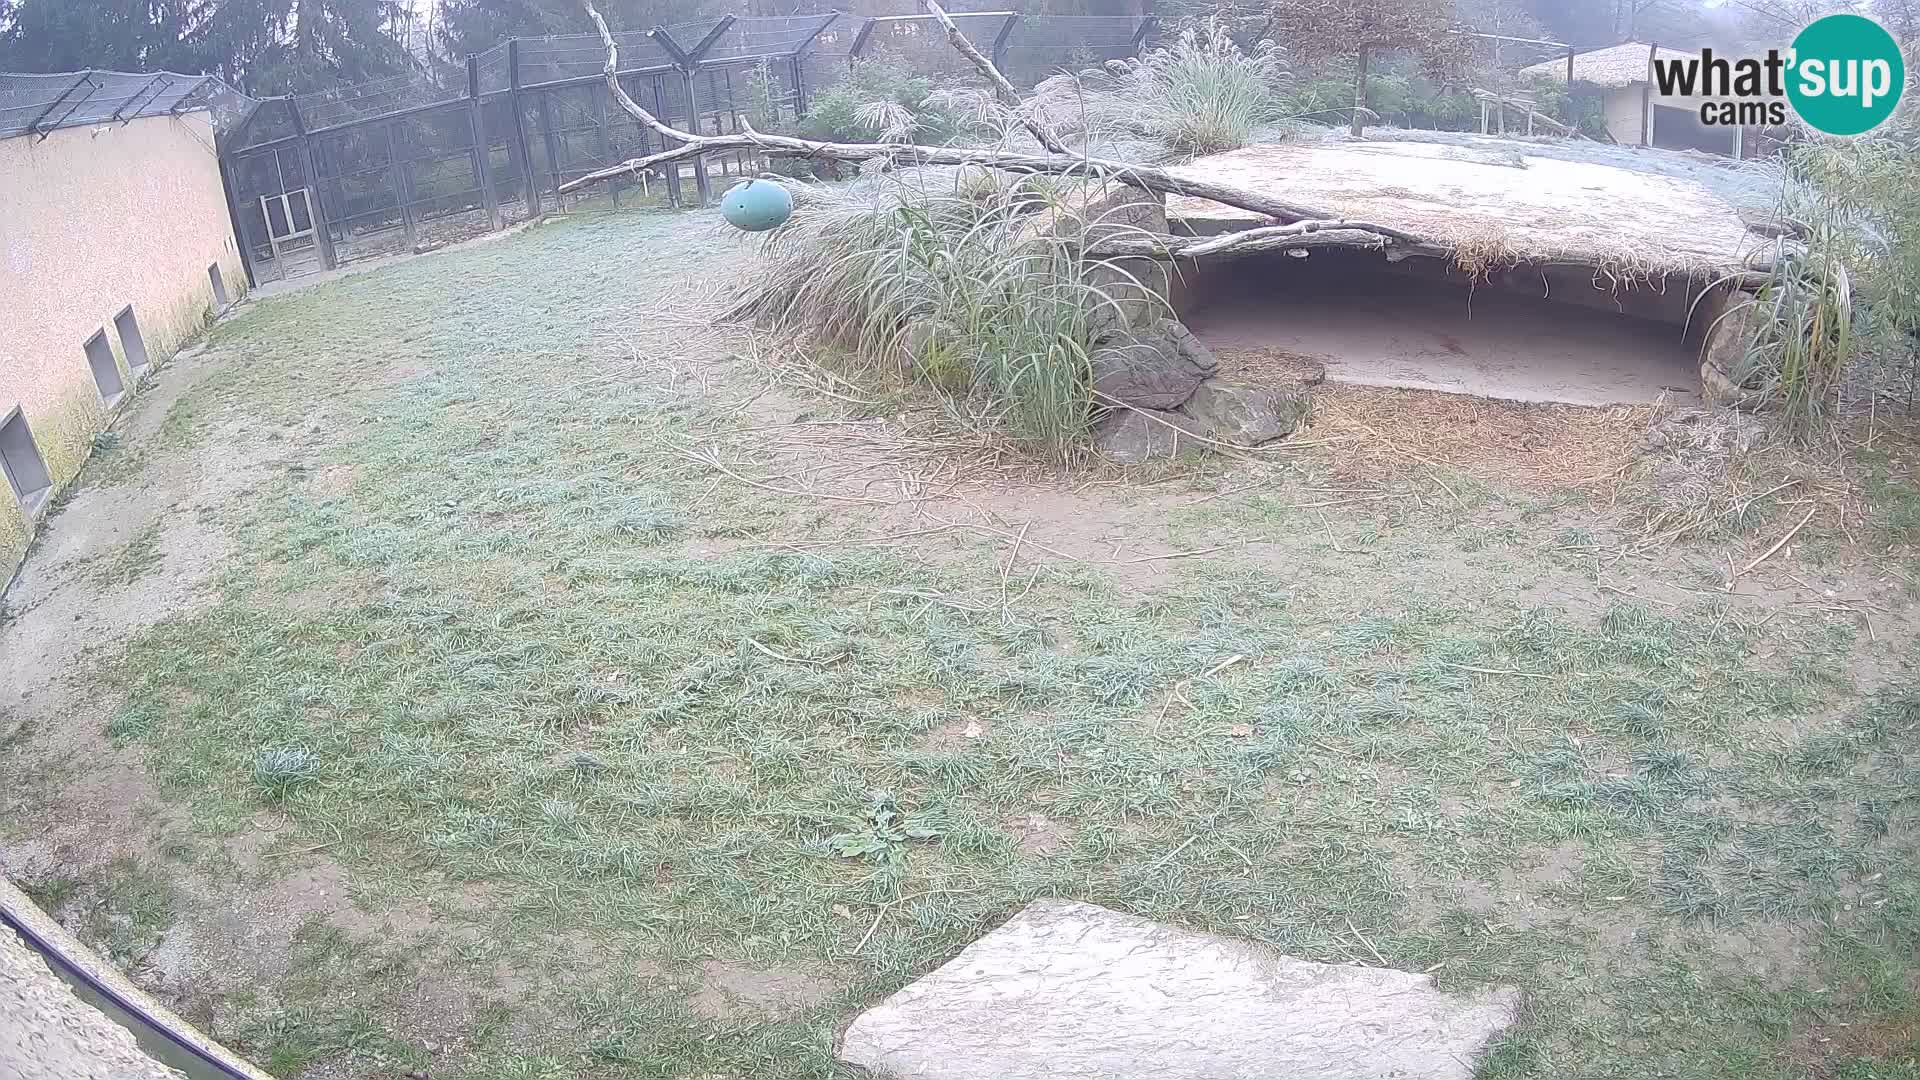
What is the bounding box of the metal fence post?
[788,14,837,118]
[386,121,418,251]
[466,55,502,229]
[285,99,337,270]
[653,77,683,208]
[508,40,541,217]
[1130,16,1160,58]
[536,89,565,208]
[991,14,1020,72]
[848,18,878,65]
[682,68,711,205]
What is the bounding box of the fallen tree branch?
[560,135,1346,227]
[572,0,1344,226]
[920,0,1068,153]
[1089,221,1449,260]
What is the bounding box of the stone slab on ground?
[838,899,1520,1080]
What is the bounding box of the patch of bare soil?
[1785,977,1920,1078]
[691,960,837,1021]
[916,715,989,751]
[1005,813,1073,857]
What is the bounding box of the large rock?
[1093,408,1201,464]
[1179,382,1311,446]
[838,899,1521,1080]
[1698,294,1766,408]
[1090,318,1217,410]
[1019,179,1172,331]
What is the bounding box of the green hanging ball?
[720,179,794,232]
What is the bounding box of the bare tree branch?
[1090,220,1448,260]
[572,0,1439,259]
[918,0,1069,154]
[585,0,696,146]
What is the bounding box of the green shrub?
[741,57,783,133]
[1786,131,1920,413]
[1731,226,1854,435]
[799,55,962,145]
[726,173,1164,454]
[1122,18,1289,155]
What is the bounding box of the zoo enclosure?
[218,9,1159,284]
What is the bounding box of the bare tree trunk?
[1349,47,1369,138]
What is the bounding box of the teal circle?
[1786,14,1905,136]
[720,179,793,232]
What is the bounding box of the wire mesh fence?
[218,9,1158,284]
[0,69,238,139]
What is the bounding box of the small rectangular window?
[0,407,53,515]
[84,329,124,407]
[114,306,150,374]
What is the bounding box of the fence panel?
[218,9,1156,283]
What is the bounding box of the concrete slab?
[1164,137,1770,279]
[838,900,1520,1080]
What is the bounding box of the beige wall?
[1603,86,1647,144]
[0,109,245,570]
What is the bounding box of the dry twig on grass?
[1725,504,1818,589]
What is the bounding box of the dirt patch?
[265,570,379,616]
[1711,922,1805,991]
[1785,976,1920,1078]
[691,960,836,1021]
[308,464,363,498]
[919,716,990,751]
[1005,813,1073,857]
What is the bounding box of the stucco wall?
[0,110,244,572]
[1602,86,1647,144]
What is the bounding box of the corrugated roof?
[1519,42,1696,89]
[0,69,234,141]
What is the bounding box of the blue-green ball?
[720,179,794,232]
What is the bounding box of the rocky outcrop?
[1092,409,1204,464]
[1086,313,1312,463]
[1179,382,1312,445]
[838,899,1520,1080]
[1090,319,1216,410]
[1093,382,1311,463]
[1698,297,1766,408]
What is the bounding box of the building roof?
[0,69,231,141]
[1519,42,1696,89]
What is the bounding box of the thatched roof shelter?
[1519,42,1694,88]
[1164,136,1780,281]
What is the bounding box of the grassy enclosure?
[0,202,1917,1080]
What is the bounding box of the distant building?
[1520,42,1774,158]
[0,70,247,568]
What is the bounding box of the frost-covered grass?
[6,208,1917,1080]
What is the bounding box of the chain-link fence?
[218,9,1154,284]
